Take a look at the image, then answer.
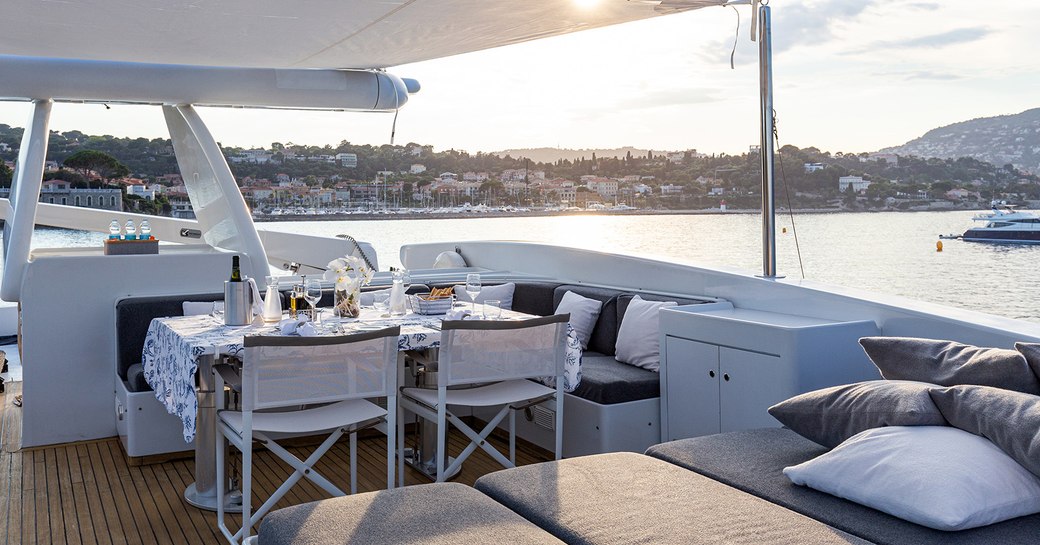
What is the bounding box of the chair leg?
[386,400,396,490]
[239,437,253,543]
[509,407,516,466]
[216,429,231,543]
[436,401,447,483]
[396,405,406,487]
[555,389,564,461]
[349,431,358,495]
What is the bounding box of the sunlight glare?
[572,0,602,9]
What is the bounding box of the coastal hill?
[882,108,1040,174]
[492,147,675,163]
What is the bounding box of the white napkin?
[298,322,320,337]
[444,308,474,321]
[247,277,265,317]
[278,315,310,335]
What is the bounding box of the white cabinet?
[660,304,880,442]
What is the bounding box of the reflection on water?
[9,211,1039,322]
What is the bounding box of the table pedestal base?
[184,483,243,513]
[402,447,461,481]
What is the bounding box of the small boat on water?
[959,204,1040,243]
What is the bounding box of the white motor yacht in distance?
[0,1,1039,544]
[961,204,1040,243]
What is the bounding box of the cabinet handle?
[708,370,716,378]
[723,373,730,381]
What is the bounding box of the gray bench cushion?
[646,428,1040,545]
[511,282,563,316]
[475,452,870,545]
[571,353,659,404]
[115,293,224,390]
[258,482,563,545]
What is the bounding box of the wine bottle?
[230,255,243,282]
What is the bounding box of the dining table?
[141,306,582,512]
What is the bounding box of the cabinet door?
[719,347,784,433]
[664,337,720,440]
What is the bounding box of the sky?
[0,0,1036,157]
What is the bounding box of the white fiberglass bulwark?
[0,0,726,70]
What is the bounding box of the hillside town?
[1,125,1039,219]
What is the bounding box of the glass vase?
[334,288,361,318]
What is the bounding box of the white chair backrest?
[241,326,400,412]
[438,314,569,387]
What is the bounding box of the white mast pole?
[758,4,778,278]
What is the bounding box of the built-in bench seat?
[116,293,224,393]
[429,280,715,456]
[114,293,224,459]
[572,354,660,405]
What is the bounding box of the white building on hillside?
[410,164,427,174]
[336,153,358,168]
[839,176,872,192]
[586,177,618,199]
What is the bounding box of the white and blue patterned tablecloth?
[142,308,582,443]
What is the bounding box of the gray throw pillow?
[1015,343,1040,382]
[555,290,602,350]
[768,380,946,448]
[929,385,1040,479]
[859,337,1040,395]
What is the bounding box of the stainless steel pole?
[759,4,777,278]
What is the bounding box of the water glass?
[483,299,502,320]
[304,278,322,323]
[373,292,390,317]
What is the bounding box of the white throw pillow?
[359,288,390,306]
[614,296,676,371]
[454,282,515,310]
[784,426,1040,531]
[182,301,218,316]
[555,291,602,350]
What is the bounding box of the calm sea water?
[15,210,1039,322]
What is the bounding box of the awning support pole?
[758,4,778,278]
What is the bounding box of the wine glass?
[304,278,322,323]
[465,273,481,313]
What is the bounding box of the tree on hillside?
[0,162,12,187]
[63,150,130,186]
[44,169,87,187]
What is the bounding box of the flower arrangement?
[324,255,374,318]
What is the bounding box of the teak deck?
[0,383,550,545]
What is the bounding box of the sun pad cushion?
[259,482,563,545]
[475,452,871,545]
[646,428,1040,545]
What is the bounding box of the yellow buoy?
[936,240,943,252]
[782,227,787,234]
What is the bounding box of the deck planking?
[0,383,550,544]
